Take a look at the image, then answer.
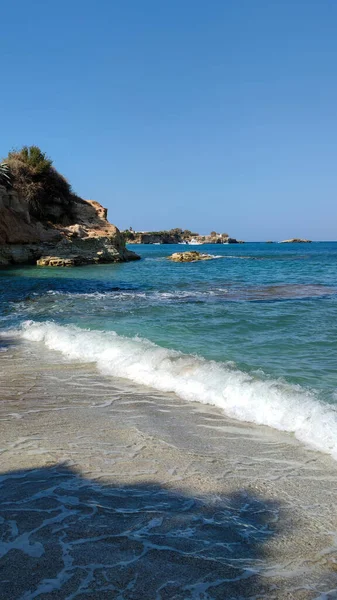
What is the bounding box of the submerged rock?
[168,251,216,262]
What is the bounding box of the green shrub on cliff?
[12,146,53,175]
[3,146,77,221]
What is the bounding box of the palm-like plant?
[0,162,12,188]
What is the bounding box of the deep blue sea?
[1,242,337,458]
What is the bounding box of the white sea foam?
[43,284,334,302]
[15,320,337,460]
[45,289,225,300]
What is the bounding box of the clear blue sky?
[1,0,337,240]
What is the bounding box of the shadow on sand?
[0,464,280,599]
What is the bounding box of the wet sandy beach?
[1,339,337,599]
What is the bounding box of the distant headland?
[123,229,313,245]
[123,228,244,245]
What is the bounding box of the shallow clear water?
[1,242,337,458]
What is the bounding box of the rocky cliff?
[0,185,139,266]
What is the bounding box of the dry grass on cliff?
[4,146,78,222]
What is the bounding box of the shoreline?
[1,339,337,598]
[13,320,337,462]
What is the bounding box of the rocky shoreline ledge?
[0,147,140,267]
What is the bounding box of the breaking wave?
[13,320,337,460]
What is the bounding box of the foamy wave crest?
[18,320,337,459]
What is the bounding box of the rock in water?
[168,251,216,262]
[280,238,312,243]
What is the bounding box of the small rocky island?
[280,238,312,243]
[0,147,139,267]
[168,251,217,262]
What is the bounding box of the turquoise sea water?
[1,242,337,457]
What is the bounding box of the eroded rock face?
[0,187,140,266]
[37,256,83,267]
[168,251,215,262]
[0,186,61,246]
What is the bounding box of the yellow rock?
[168,251,214,262]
